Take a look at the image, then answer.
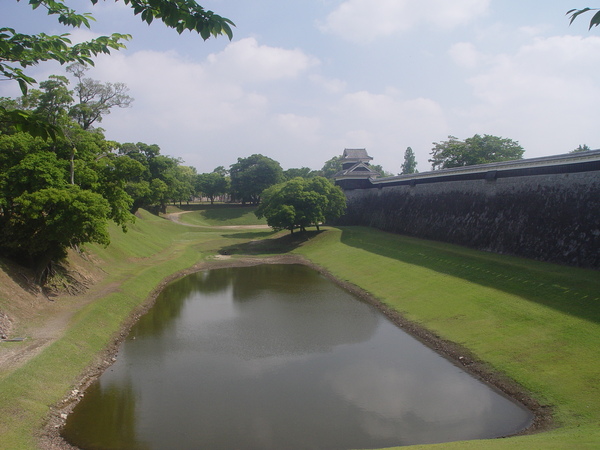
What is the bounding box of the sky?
[3,1,600,174]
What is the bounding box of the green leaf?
[589,10,600,29]
[200,26,210,40]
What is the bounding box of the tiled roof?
[342,148,372,160]
[333,162,380,179]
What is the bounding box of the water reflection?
[62,264,532,450]
[61,377,145,449]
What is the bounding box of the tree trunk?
[33,254,54,286]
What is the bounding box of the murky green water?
[62,264,532,449]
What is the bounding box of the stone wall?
[337,154,600,268]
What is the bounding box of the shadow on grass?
[0,257,40,296]
[222,231,275,239]
[219,230,322,256]
[340,227,600,324]
[176,203,219,211]
[177,203,256,221]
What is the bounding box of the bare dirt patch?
[0,250,112,375]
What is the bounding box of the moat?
[62,264,532,449]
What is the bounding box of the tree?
[212,165,229,177]
[256,177,346,233]
[0,1,235,283]
[571,144,592,153]
[370,164,394,177]
[0,125,139,275]
[115,141,195,212]
[117,141,166,212]
[16,72,135,185]
[32,75,74,127]
[567,7,600,29]
[229,154,283,205]
[429,134,524,170]
[1,0,233,138]
[401,146,418,174]
[91,153,144,227]
[67,63,134,130]
[320,155,343,179]
[196,171,229,204]
[0,133,113,282]
[172,165,197,206]
[283,167,318,180]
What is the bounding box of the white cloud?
[309,74,347,94]
[206,37,319,83]
[85,39,327,171]
[320,0,490,42]
[448,42,483,69]
[95,50,268,131]
[456,35,600,156]
[275,114,321,140]
[329,91,449,172]
[83,34,450,173]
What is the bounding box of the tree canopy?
[370,164,393,177]
[0,73,198,282]
[229,154,283,205]
[283,167,318,180]
[429,134,524,170]
[401,146,418,174]
[67,64,133,130]
[0,1,234,283]
[571,144,592,153]
[320,155,343,179]
[196,170,229,204]
[256,177,346,233]
[0,128,118,282]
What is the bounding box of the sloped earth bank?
[0,251,109,375]
[33,256,552,449]
[163,210,271,229]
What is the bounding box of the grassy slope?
[169,204,267,226]
[0,210,599,448]
[293,227,600,448]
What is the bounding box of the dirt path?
[0,274,120,376]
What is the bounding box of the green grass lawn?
[0,214,598,448]
[169,203,267,226]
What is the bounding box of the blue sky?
[4,1,599,173]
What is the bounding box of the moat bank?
[1,210,598,448]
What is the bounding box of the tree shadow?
[0,257,41,296]
[219,230,322,255]
[203,206,257,222]
[222,231,275,240]
[339,227,600,324]
[177,204,258,223]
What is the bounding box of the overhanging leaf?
[590,10,600,28]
